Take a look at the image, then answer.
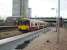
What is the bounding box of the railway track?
[0,26,22,39]
[0,26,17,32]
[0,26,49,40]
[0,30,22,39]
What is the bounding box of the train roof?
[29,19,46,23]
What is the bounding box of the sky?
[0,0,67,19]
[29,0,67,18]
[29,0,57,17]
[0,0,12,19]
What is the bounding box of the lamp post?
[51,0,60,43]
[51,8,57,32]
[51,8,56,17]
[57,0,60,43]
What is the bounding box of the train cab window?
[31,23,34,26]
[25,20,30,25]
[18,20,30,25]
[17,18,30,25]
[35,23,37,26]
[18,21,22,25]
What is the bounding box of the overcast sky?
[0,0,12,19]
[29,0,67,18]
[0,0,67,18]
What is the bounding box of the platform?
[23,27,67,50]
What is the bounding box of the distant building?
[0,20,5,26]
[12,0,28,17]
[12,0,21,16]
[59,17,64,27]
[28,8,31,18]
[5,16,19,26]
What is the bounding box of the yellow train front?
[16,18,49,33]
[16,18,30,33]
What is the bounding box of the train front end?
[16,18,30,33]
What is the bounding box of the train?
[16,17,49,33]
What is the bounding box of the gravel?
[0,30,22,39]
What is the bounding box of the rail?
[0,27,49,50]
[0,26,16,28]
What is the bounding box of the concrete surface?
[23,27,67,50]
